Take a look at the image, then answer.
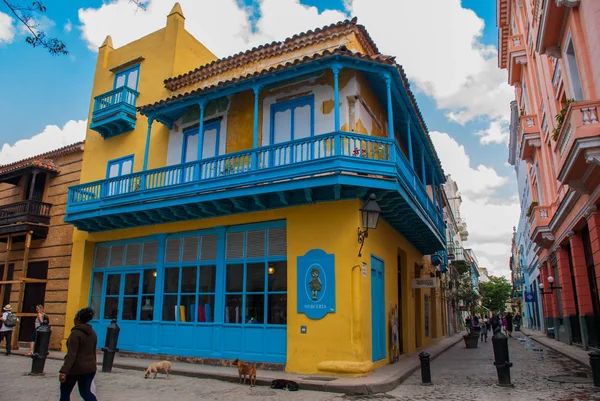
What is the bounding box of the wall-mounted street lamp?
[358,194,381,257]
[539,276,562,295]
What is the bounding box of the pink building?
[498,0,600,349]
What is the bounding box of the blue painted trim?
[198,102,205,161]
[370,254,385,362]
[201,121,221,159]
[332,64,342,132]
[406,115,413,167]
[385,74,394,140]
[106,154,135,178]
[181,125,199,164]
[420,142,426,186]
[113,64,141,91]
[269,94,315,145]
[252,86,261,170]
[142,118,153,171]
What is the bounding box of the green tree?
[479,276,512,314]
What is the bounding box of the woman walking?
[59,307,97,401]
[506,312,514,337]
[26,305,48,356]
[480,317,488,342]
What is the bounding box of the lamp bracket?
[358,227,369,257]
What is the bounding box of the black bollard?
[101,318,120,373]
[589,351,600,387]
[492,330,513,387]
[29,324,51,376]
[419,351,432,386]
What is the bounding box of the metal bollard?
[492,330,513,387]
[101,318,120,373]
[419,351,432,386]
[589,351,600,387]
[29,324,51,376]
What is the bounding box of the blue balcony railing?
[90,86,139,139]
[67,132,445,249]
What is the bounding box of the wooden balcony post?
[28,172,37,200]
[252,87,260,170]
[12,230,32,350]
[142,116,154,172]
[197,101,206,177]
[332,65,342,156]
[0,235,12,306]
[385,73,394,140]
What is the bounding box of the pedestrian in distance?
[471,316,481,336]
[0,304,19,356]
[490,313,501,333]
[465,315,472,332]
[59,307,98,401]
[506,312,514,337]
[514,313,522,331]
[26,304,48,356]
[480,318,488,342]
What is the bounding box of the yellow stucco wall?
[65,198,446,374]
[79,10,216,185]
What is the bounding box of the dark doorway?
[19,261,48,342]
[24,173,47,202]
[567,245,582,345]
[397,254,403,354]
[0,263,14,307]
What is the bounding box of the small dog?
[270,379,299,391]
[233,358,256,386]
[144,361,172,379]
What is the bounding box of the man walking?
[0,304,18,355]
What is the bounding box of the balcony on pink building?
[529,204,554,247]
[508,34,526,85]
[519,113,541,162]
[536,0,579,56]
[555,100,600,193]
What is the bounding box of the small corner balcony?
[529,204,554,247]
[0,200,52,239]
[555,100,600,192]
[65,132,446,255]
[518,114,542,162]
[89,86,139,139]
[508,34,527,85]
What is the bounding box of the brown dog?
[144,361,172,379]
[233,358,256,386]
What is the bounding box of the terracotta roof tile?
[164,17,379,91]
[0,141,84,176]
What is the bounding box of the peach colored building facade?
[498,0,600,349]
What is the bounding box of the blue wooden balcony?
[66,132,445,254]
[89,86,139,139]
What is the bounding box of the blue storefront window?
[87,222,287,363]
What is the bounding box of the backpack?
[3,312,17,328]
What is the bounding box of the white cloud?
[430,131,519,277]
[78,0,345,57]
[0,11,15,44]
[347,0,513,126]
[477,119,509,145]
[0,120,87,165]
[64,19,72,33]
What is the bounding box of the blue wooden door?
[371,256,386,361]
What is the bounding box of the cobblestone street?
[387,332,600,401]
[0,332,599,400]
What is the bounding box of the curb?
[17,334,463,395]
[520,329,591,371]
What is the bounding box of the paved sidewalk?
[11,332,463,395]
[520,327,592,369]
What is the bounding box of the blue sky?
[0,0,518,275]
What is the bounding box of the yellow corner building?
[64,3,450,375]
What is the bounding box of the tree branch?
[2,0,68,55]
